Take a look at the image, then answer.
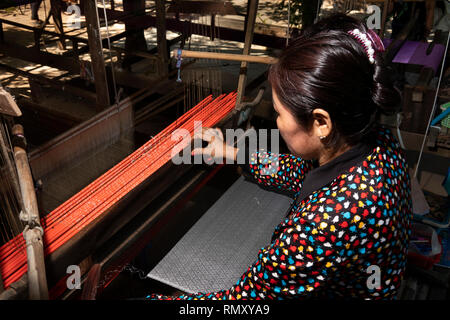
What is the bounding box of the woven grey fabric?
[147,176,293,294]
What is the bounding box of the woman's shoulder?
[347,125,411,199]
[327,125,410,197]
[367,125,405,156]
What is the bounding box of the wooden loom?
[0,90,239,299]
[0,0,273,299]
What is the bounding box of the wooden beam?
[0,62,97,102]
[155,0,169,77]
[236,0,259,109]
[122,0,148,69]
[84,0,110,110]
[0,41,173,91]
[49,0,66,50]
[0,42,80,74]
[0,18,88,44]
[425,0,435,37]
[101,8,286,49]
[173,49,277,64]
[167,0,237,15]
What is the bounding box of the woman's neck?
[318,143,353,167]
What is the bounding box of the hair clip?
[366,29,385,53]
[347,28,376,64]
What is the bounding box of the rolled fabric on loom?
[0,92,237,289]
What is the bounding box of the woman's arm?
[238,147,314,194]
[192,127,314,194]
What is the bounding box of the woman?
[148,14,412,300]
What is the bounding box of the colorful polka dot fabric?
[147,126,412,300]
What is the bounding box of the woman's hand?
[192,127,238,164]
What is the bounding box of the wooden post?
[236,0,259,110]
[80,0,86,15]
[33,29,41,51]
[84,0,110,110]
[425,0,435,37]
[155,0,169,77]
[12,125,49,300]
[122,0,148,69]
[50,0,66,50]
[211,14,215,41]
[72,39,79,57]
[0,21,4,44]
[29,78,43,102]
[379,0,391,38]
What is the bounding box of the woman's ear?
[312,108,332,140]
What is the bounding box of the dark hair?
[268,14,401,148]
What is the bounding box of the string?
[0,118,24,255]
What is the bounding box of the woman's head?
[269,14,401,162]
